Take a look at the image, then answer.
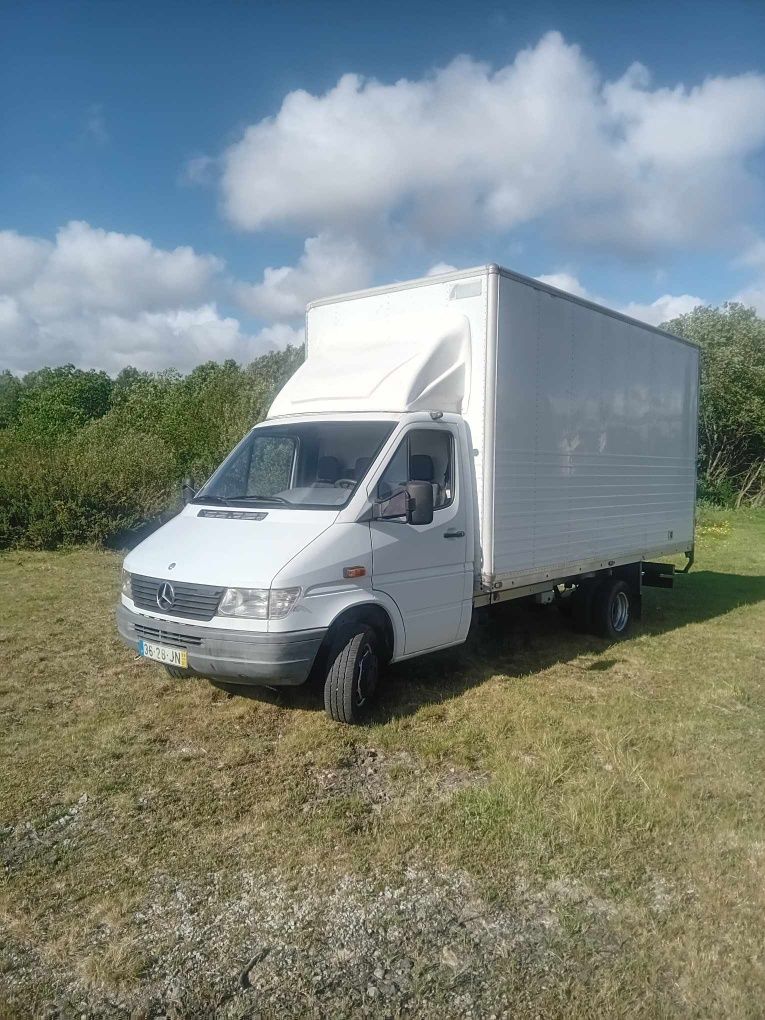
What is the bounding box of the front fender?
[325,588,406,660]
[268,521,406,657]
[275,582,406,660]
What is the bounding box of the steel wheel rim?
[611,591,630,632]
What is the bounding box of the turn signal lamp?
[343,566,367,579]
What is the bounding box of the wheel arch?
[309,600,398,685]
[330,602,396,660]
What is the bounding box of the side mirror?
[406,481,434,526]
[182,477,197,505]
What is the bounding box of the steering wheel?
[334,478,356,490]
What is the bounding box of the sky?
[2,0,765,374]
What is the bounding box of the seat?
[315,455,342,486]
[409,454,443,508]
[410,454,434,483]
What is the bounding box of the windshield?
[194,420,395,509]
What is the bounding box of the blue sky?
[2,0,765,372]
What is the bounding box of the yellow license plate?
[139,640,187,668]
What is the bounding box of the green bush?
[0,347,303,549]
[15,365,114,442]
[696,475,737,508]
[661,303,765,508]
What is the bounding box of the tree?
[15,364,114,441]
[0,370,22,428]
[661,303,765,506]
[111,366,149,405]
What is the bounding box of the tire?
[164,665,191,678]
[209,680,249,693]
[591,578,633,640]
[323,622,380,724]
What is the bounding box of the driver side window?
[377,429,454,509]
[377,441,409,501]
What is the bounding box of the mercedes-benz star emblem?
[156,581,176,611]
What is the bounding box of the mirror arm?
[182,477,197,505]
[369,487,411,523]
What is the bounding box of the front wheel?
[323,623,380,724]
[164,665,192,678]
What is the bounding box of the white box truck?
[117,265,699,722]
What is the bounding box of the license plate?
[139,640,187,668]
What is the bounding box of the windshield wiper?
[191,494,228,505]
[192,493,291,506]
[230,494,291,505]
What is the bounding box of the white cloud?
[0,222,278,373]
[190,33,765,354]
[215,32,765,258]
[733,285,765,315]
[182,154,217,187]
[0,231,51,291]
[236,233,373,319]
[734,236,765,312]
[620,293,706,326]
[732,237,765,313]
[737,238,765,270]
[0,296,27,346]
[18,221,222,320]
[535,272,589,298]
[11,304,254,375]
[426,262,458,276]
[732,275,765,315]
[253,322,306,349]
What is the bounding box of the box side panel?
[490,276,698,585]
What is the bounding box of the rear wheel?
[591,578,634,640]
[323,622,380,724]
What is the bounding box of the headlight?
[218,587,269,619]
[267,587,302,619]
[218,587,301,620]
[121,569,132,597]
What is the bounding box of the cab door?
[370,425,471,655]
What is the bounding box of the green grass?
[1,509,764,1017]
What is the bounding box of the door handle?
[443,530,465,539]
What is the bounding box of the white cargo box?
[271,265,699,592]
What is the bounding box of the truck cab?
[118,409,476,722]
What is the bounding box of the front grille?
[130,574,224,621]
[133,622,203,648]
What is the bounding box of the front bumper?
[117,603,326,686]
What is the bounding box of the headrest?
[317,455,341,482]
[410,454,434,481]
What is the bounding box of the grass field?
[1,509,764,1018]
